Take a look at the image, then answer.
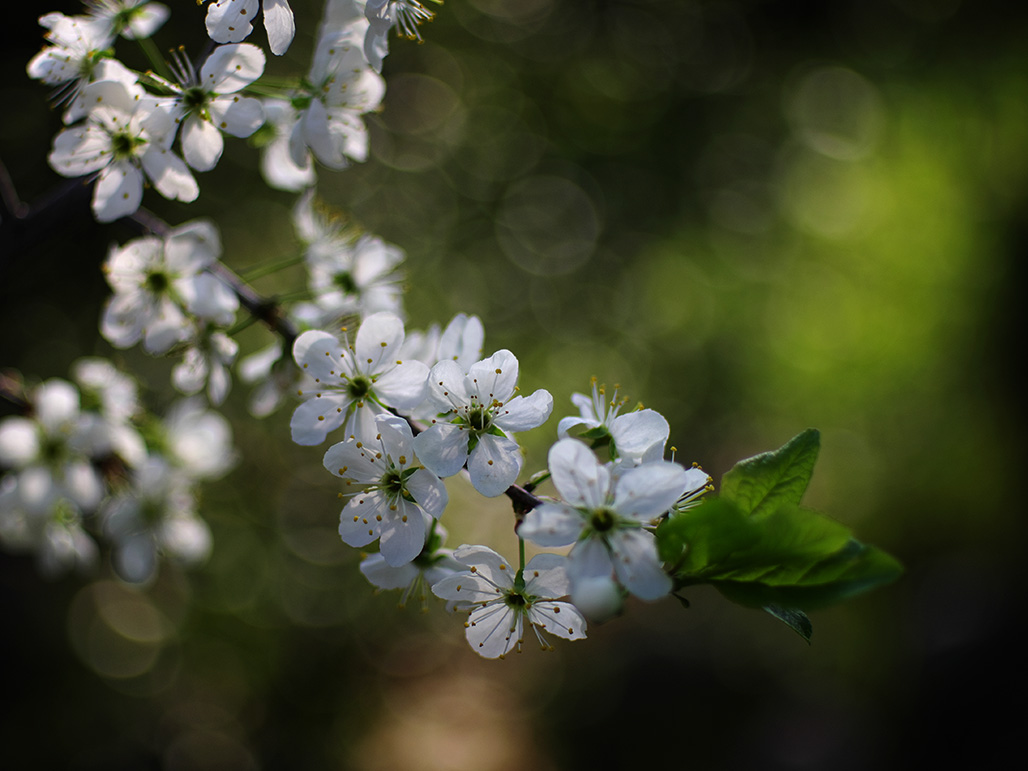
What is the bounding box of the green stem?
[225,314,260,337]
[273,289,314,303]
[136,37,173,82]
[239,253,306,281]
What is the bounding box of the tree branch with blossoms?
[1,0,901,662]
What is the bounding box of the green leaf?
[721,428,820,517]
[763,605,812,643]
[658,497,851,580]
[658,497,903,610]
[711,540,904,610]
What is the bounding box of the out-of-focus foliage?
[2,0,1025,768]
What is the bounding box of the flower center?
[590,507,617,533]
[333,271,357,294]
[347,377,372,400]
[381,468,405,496]
[504,591,528,609]
[111,130,144,160]
[145,270,170,294]
[468,406,490,431]
[182,87,209,112]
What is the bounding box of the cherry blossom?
[413,350,553,497]
[290,312,430,445]
[101,219,237,353]
[558,379,671,464]
[432,545,587,659]
[48,80,197,222]
[151,43,266,172]
[325,414,447,566]
[519,438,692,606]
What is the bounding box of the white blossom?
[558,380,670,464]
[171,329,239,406]
[101,220,237,353]
[520,438,693,606]
[162,399,236,481]
[0,379,105,514]
[286,19,385,173]
[0,477,98,578]
[432,545,587,659]
[413,350,553,497]
[294,191,405,319]
[151,44,266,172]
[258,98,316,191]
[48,80,197,222]
[325,413,447,566]
[290,312,430,445]
[101,456,211,583]
[359,522,462,608]
[85,1,170,40]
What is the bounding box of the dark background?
[2,1,1026,768]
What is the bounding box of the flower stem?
[239,253,306,281]
[136,37,173,82]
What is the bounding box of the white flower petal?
[467,433,522,497]
[141,146,198,202]
[49,124,110,176]
[181,115,224,172]
[528,601,587,642]
[612,461,690,522]
[467,350,518,403]
[406,468,448,518]
[569,573,623,623]
[114,532,158,583]
[262,0,295,56]
[451,543,516,587]
[355,312,405,373]
[493,388,553,433]
[205,0,257,44]
[465,603,520,659]
[360,553,418,590]
[0,419,39,467]
[609,528,671,600]
[372,360,429,410]
[293,330,346,383]
[523,552,573,597]
[261,132,315,191]
[339,492,385,547]
[379,501,427,567]
[322,438,381,483]
[200,43,265,93]
[290,393,350,445]
[547,438,609,509]
[92,161,143,222]
[208,94,264,137]
[122,3,170,40]
[412,423,468,478]
[519,502,582,548]
[610,408,670,461]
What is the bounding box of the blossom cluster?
[0,363,234,583]
[29,0,422,220]
[6,0,723,661]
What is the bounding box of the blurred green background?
[2,0,1025,768]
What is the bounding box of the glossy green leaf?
[763,605,813,643]
[658,498,903,610]
[721,428,820,517]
